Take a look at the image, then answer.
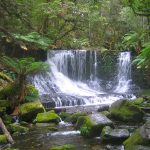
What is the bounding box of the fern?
[13,32,52,49]
[133,43,150,68]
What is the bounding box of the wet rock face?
[101,126,129,143]
[123,121,150,150]
[109,100,145,122]
[89,114,113,126]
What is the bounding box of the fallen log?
[0,117,14,144]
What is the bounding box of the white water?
[33,50,134,107]
[114,52,131,93]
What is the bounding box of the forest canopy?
[0,0,149,51]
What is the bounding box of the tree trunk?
[0,117,14,144]
[18,75,26,103]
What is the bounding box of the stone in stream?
[35,110,60,124]
[101,126,129,143]
[79,113,113,138]
[109,100,145,122]
[123,121,150,150]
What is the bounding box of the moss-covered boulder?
[19,102,45,122]
[124,121,150,150]
[50,144,76,150]
[9,123,29,134]
[101,126,129,143]
[59,112,72,122]
[109,100,145,122]
[0,134,7,144]
[79,113,113,138]
[36,111,60,124]
[70,112,87,124]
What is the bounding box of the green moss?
[100,111,110,117]
[75,116,86,129]
[36,111,60,123]
[9,124,29,134]
[124,129,150,150]
[50,144,76,150]
[19,102,45,122]
[131,98,144,106]
[79,116,102,138]
[110,101,145,122]
[70,112,87,124]
[0,134,7,144]
[59,112,71,122]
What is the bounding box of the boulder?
[80,113,113,137]
[19,102,45,122]
[0,134,7,144]
[101,126,129,143]
[124,121,150,150]
[109,100,145,122]
[9,123,29,134]
[36,111,60,124]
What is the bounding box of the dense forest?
[0,0,150,150]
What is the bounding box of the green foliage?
[0,55,48,104]
[80,126,91,138]
[0,56,48,76]
[133,43,150,68]
[14,32,52,49]
[25,84,39,102]
[122,31,145,49]
[0,134,7,144]
[0,72,13,83]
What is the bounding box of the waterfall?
[114,52,132,93]
[33,50,134,108]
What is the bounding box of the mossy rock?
[75,116,87,129]
[19,101,45,122]
[109,100,145,122]
[101,126,129,144]
[59,112,72,122]
[0,134,7,144]
[124,122,150,150]
[70,112,87,124]
[100,111,111,118]
[9,123,29,134]
[80,113,113,138]
[131,98,144,106]
[36,111,60,124]
[50,144,76,150]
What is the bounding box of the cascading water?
[33,50,135,108]
[114,52,132,93]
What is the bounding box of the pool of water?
[6,125,124,150]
